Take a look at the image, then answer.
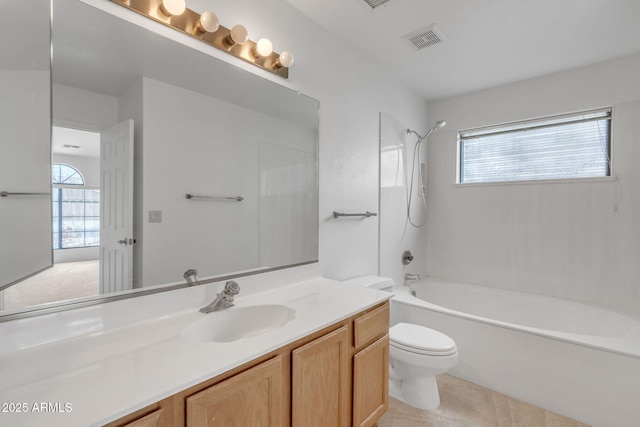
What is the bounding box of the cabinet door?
[186,355,285,426]
[122,408,165,427]
[353,334,389,427]
[291,325,350,427]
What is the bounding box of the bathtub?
[391,277,640,427]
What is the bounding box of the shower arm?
[407,120,446,144]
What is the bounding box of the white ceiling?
[285,0,640,101]
[52,126,101,158]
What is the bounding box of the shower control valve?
[401,250,414,265]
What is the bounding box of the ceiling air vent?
[363,0,392,9]
[402,24,448,50]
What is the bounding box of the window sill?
[454,176,617,188]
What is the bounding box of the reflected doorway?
[1,121,134,312]
[1,127,101,311]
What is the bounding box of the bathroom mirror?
[0,0,319,317]
[0,0,52,294]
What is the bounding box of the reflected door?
[99,119,134,293]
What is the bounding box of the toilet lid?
[389,323,456,353]
[390,340,457,357]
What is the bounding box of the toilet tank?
[342,276,395,292]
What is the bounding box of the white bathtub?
[391,277,640,427]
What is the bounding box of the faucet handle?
[183,269,199,284]
[224,280,240,295]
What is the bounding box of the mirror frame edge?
[0,260,318,322]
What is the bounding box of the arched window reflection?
[52,164,100,249]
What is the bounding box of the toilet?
[388,322,458,410]
[344,276,459,411]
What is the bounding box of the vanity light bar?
[109,0,293,78]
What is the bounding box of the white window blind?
[458,108,612,184]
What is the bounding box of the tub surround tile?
[378,374,589,427]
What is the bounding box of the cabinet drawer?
[353,302,389,351]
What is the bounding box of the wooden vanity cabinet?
[291,325,351,427]
[123,409,166,427]
[290,302,390,427]
[104,397,174,427]
[186,355,286,426]
[106,301,389,427]
[353,335,389,427]
[352,303,390,427]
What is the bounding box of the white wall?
[258,142,318,269]
[83,0,429,282]
[0,70,51,288]
[139,77,318,286]
[426,52,640,311]
[53,83,119,131]
[196,0,430,281]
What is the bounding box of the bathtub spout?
[405,273,421,282]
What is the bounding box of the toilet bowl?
[389,322,458,410]
[343,276,459,411]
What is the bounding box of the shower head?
[407,120,447,143]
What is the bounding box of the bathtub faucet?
[405,273,421,282]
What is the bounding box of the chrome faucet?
[199,280,241,313]
[405,273,421,282]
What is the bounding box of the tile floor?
[377,375,590,427]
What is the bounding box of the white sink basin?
[181,304,296,343]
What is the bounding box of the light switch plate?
[148,210,162,223]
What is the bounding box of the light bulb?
[160,0,186,16]
[275,51,294,68]
[227,24,249,46]
[196,11,219,33]
[253,38,273,57]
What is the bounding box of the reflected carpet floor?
[2,260,99,311]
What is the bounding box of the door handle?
[117,238,136,245]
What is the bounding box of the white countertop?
[0,265,391,426]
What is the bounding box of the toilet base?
[389,375,441,411]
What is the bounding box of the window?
[52,164,100,249]
[458,108,612,184]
